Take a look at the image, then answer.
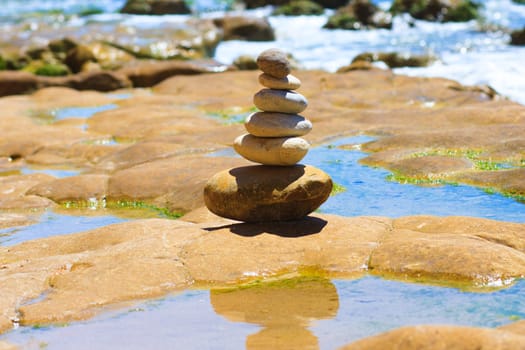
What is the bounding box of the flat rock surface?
[340,324,525,349]
[0,213,524,333]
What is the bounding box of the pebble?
[258,73,301,90]
[245,112,312,137]
[253,89,308,114]
[203,164,333,222]
[256,48,291,79]
[233,133,309,166]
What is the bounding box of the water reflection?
[210,277,339,350]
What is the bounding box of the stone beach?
[0,2,525,346]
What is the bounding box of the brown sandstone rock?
[0,214,524,333]
[340,324,525,349]
[4,219,203,326]
[452,168,525,197]
[388,155,474,179]
[499,320,525,335]
[0,174,56,210]
[27,174,109,204]
[26,143,121,167]
[0,213,37,229]
[118,59,231,88]
[213,16,275,42]
[183,214,390,282]
[393,215,525,252]
[370,216,525,284]
[107,156,250,213]
[203,165,332,222]
[94,142,191,172]
[0,71,39,97]
[0,341,17,350]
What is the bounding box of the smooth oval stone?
[253,89,308,114]
[258,73,301,90]
[234,134,309,165]
[256,48,291,79]
[204,164,333,222]
[245,112,312,137]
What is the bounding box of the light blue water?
[307,137,525,223]
[2,277,524,349]
[0,211,126,246]
[52,104,118,120]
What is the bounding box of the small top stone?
[256,48,291,79]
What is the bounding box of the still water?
[2,277,524,349]
[1,134,523,349]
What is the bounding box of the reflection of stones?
[204,165,332,222]
[210,277,339,350]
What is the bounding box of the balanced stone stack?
[204,48,333,222]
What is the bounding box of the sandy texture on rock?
[0,213,524,333]
[340,324,525,349]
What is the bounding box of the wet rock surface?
[0,213,523,332]
[0,67,524,346]
[340,323,525,349]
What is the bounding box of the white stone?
[253,89,308,114]
[245,112,312,137]
[258,73,301,90]
[233,134,310,166]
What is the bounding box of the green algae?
[109,200,183,219]
[386,172,455,186]
[206,107,256,125]
[330,182,347,195]
[411,149,517,171]
[211,274,333,294]
[60,200,182,220]
[27,109,56,124]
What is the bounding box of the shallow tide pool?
[1,135,524,349]
[2,277,524,349]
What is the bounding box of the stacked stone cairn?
[204,48,333,222]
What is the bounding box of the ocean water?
[1,0,524,104]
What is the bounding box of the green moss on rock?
[390,0,481,22]
[33,63,70,76]
[273,0,324,16]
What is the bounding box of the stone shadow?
[204,215,327,238]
